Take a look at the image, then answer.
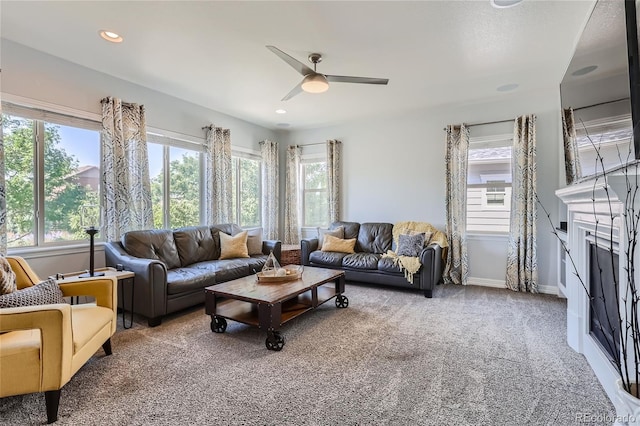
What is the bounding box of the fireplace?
[589,241,620,361]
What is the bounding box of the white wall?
[284,88,563,292]
[1,40,280,278]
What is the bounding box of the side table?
[52,267,135,329]
[281,244,301,265]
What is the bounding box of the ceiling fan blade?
[282,81,304,101]
[325,75,389,85]
[266,45,314,76]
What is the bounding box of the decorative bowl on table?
[257,265,304,283]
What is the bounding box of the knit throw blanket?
[382,221,448,284]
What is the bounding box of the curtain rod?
[442,118,514,131]
[100,97,142,107]
[572,97,630,112]
[288,142,326,148]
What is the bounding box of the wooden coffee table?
[204,266,347,351]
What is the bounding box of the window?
[301,160,328,227]
[231,154,261,228]
[147,133,203,229]
[466,135,512,233]
[3,104,102,248]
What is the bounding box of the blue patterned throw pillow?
[0,278,65,308]
[397,233,426,257]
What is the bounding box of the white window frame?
[466,134,513,235]
[300,152,328,228]
[147,129,205,229]
[231,147,262,228]
[2,100,103,249]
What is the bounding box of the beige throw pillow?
[0,256,16,295]
[321,235,356,254]
[319,226,345,249]
[246,227,263,255]
[219,231,250,260]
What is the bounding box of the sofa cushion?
[210,258,266,283]
[0,278,65,308]
[357,223,393,254]
[173,226,217,266]
[310,251,347,267]
[377,257,404,274]
[331,221,360,240]
[397,233,426,257]
[246,227,263,255]
[342,253,381,270]
[322,235,356,253]
[122,229,181,270]
[166,263,218,295]
[319,226,344,249]
[220,231,250,260]
[0,256,16,295]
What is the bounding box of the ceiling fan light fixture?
[301,74,329,94]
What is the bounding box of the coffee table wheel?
[335,294,349,309]
[211,316,227,333]
[265,331,285,351]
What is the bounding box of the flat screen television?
[560,0,640,181]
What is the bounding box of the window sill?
[8,242,105,259]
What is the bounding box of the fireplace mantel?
[556,171,639,413]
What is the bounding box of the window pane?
[148,143,164,228]
[467,138,512,233]
[304,190,328,227]
[169,147,200,228]
[3,115,36,247]
[43,123,101,242]
[304,162,327,190]
[239,158,260,227]
[302,161,328,227]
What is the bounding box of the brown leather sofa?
[104,224,281,326]
[301,221,443,298]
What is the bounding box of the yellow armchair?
[0,256,118,424]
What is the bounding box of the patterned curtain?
[204,125,232,224]
[506,114,538,293]
[327,140,341,224]
[101,97,153,242]
[260,140,279,239]
[0,109,6,254]
[443,124,470,286]
[562,108,582,185]
[283,145,302,244]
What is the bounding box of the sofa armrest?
[262,240,282,264]
[301,238,319,266]
[0,304,73,391]
[104,242,168,319]
[418,243,443,298]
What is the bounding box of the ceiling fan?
[266,45,389,101]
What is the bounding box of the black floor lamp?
[79,226,105,278]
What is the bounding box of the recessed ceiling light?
[275,109,287,114]
[572,65,598,76]
[497,83,519,92]
[99,30,123,43]
[491,0,524,8]
[276,123,290,128]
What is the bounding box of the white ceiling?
[0,0,596,130]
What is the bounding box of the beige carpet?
[0,283,615,425]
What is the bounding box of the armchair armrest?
[301,238,319,266]
[262,240,282,264]
[59,277,118,312]
[0,304,73,391]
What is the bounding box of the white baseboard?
[468,277,559,296]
